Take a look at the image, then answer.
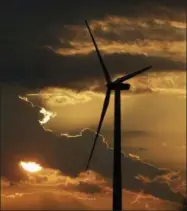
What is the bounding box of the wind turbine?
[84,20,152,211]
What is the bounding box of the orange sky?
[1,1,186,210]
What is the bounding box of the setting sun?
[20,161,42,173]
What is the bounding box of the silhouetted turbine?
[84,20,152,211]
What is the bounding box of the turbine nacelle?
[107,82,130,90]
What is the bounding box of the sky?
[0,0,186,210]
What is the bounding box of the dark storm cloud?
[1,86,184,203]
[1,0,185,27]
[1,47,184,91]
[0,0,185,90]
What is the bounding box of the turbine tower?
[84,20,152,211]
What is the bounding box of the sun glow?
[20,161,42,173]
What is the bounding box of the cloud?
[1,171,183,210]
[20,84,185,172]
[1,86,185,205]
[0,2,185,91]
[1,168,183,210]
[24,76,186,135]
[1,187,89,210]
[17,168,109,196]
[57,39,185,63]
[1,46,185,92]
[29,88,95,106]
[57,16,186,63]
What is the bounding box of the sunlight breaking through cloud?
[39,108,56,125]
[20,161,43,173]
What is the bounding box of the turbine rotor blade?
[114,65,152,83]
[85,88,111,170]
[85,20,111,84]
